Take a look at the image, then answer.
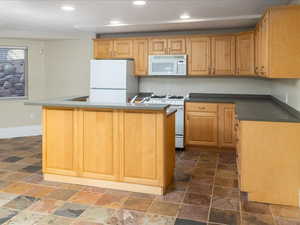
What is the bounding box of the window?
[0,47,28,99]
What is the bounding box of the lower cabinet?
[121,112,162,186]
[80,110,119,181]
[185,102,236,148]
[43,108,78,176]
[43,107,175,191]
[185,111,218,146]
[218,104,236,148]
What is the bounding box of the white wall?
[45,38,93,98]
[0,39,46,128]
[140,77,272,96]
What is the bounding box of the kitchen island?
[26,97,176,195]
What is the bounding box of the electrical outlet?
[285,93,289,104]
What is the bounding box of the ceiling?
[0,0,291,39]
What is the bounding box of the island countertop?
[185,93,300,123]
[25,96,170,111]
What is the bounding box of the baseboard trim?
[0,125,42,139]
[44,173,164,195]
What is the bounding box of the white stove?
[144,95,185,106]
[144,95,185,149]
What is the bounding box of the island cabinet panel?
[43,108,78,176]
[80,110,119,181]
[94,39,113,58]
[211,35,236,75]
[238,121,300,207]
[185,110,218,147]
[187,37,211,76]
[218,104,236,148]
[133,39,148,76]
[236,31,255,76]
[121,112,162,186]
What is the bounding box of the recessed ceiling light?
[110,20,121,25]
[180,14,191,20]
[133,1,147,6]
[61,5,75,11]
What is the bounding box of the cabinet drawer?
[186,102,218,112]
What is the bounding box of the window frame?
[0,46,28,100]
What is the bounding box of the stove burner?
[151,95,167,99]
[168,96,184,99]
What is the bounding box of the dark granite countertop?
[25,96,169,111]
[185,93,300,123]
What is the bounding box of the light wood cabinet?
[80,110,119,181]
[185,103,219,146]
[218,104,236,148]
[259,13,269,77]
[255,6,300,78]
[133,39,148,76]
[43,108,78,177]
[254,25,261,76]
[168,38,186,54]
[94,39,113,58]
[149,37,186,55]
[211,35,236,75]
[185,102,236,148]
[94,39,132,59]
[121,112,163,186]
[43,107,175,195]
[187,37,211,76]
[236,32,255,76]
[113,39,133,58]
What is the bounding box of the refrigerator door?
[89,89,128,104]
[90,60,128,89]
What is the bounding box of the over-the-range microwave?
[148,55,187,76]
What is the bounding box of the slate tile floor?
[0,136,299,224]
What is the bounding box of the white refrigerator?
[89,59,138,103]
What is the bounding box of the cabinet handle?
[199,107,206,110]
[212,68,216,74]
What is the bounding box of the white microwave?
[149,55,187,76]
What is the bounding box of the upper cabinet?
[94,39,113,58]
[236,31,255,76]
[113,39,133,58]
[149,37,186,55]
[133,39,148,76]
[94,39,132,59]
[255,6,300,78]
[93,6,300,78]
[187,36,211,76]
[211,35,236,75]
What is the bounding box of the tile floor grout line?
[207,153,219,224]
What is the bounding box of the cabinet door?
[260,13,269,77]
[168,38,186,54]
[133,39,148,76]
[236,32,255,76]
[187,37,211,76]
[185,111,218,146]
[80,110,119,181]
[121,112,161,186]
[218,104,236,148]
[212,35,236,75]
[113,39,133,58]
[94,39,113,58]
[149,38,167,55]
[43,108,77,176]
[255,25,261,76]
